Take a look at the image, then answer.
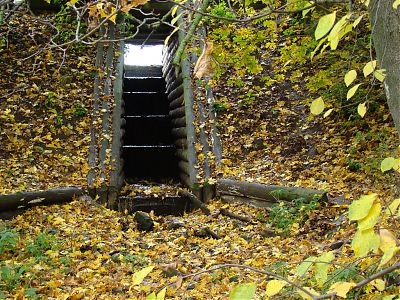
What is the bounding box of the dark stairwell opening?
[118,28,189,215]
[122,42,179,182]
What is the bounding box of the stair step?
[124,66,163,77]
[122,145,179,180]
[117,196,190,216]
[123,92,169,115]
[123,116,172,145]
[124,77,166,93]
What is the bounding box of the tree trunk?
[369,0,400,136]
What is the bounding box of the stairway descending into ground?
[122,58,179,182]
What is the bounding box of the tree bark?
[369,0,400,136]
[217,179,328,203]
[0,188,84,212]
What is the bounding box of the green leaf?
[132,266,155,285]
[315,12,336,40]
[146,293,156,300]
[310,97,324,115]
[363,60,377,77]
[347,84,361,100]
[357,102,367,118]
[348,194,377,221]
[296,256,317,277]
[156,288,166,300]
[315,252,334,286]
[229,283,256,300]
[265,280,287,297]
[351,228,380,257]
[357,203,381,230]
[381,157,396,172]
[344,70,357,87]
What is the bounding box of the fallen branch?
[217,179,328,203]
[0,187,85,212]
[179,190,210,215]
[195,227,221,239]
[219,208,251,223]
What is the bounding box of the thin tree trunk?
[369,0,400,137]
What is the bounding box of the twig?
[219,208,251,223]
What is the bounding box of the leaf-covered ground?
[0,14,95,194]
[1,5,400,300]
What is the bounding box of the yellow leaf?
[351,228,380,257]
[109,7,117,24]
[315,12,336,40]
[379,229,397,252]
[347,84,361,100]
[323,108,334,118]
[363,60,377,77]
[353,15,363,27]
[329,282,356,298]
[265,280,287,296]
[348,194,377,221]
[370,279,385,291]
[132,266,154,285]
[358,203,381,230]
[385,198,400,216]
[393,0,400,9]
[297,287,320,300]
[315,252,335,286]
[380,246,399,267]
[381,157,396,172]
[310,97,324,115]
[344,70,357,87]
[357,102,367,118]
[374,69,386,82]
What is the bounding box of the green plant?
[0,230,18,255]
[268,198,319,234]
[25,233,58,257]
[73,103,88,117]
[0,265,26,292]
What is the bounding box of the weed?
[268,197,320,234]
[0,265,26,292]
[73,103,87,118]
[0,229,18,255]
[25,233,58,257]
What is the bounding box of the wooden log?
[171,127,187,138]
[166,75,183,94]
[179,190,210,215]
[175,149,189,161]
[221,195,275,208]
[109,38,125,207]
[169,94,184,109]
[178,160,191,174]
[174,138,188,149]
[171,116,186,127]
[217,179,328,203]
[167,84,184,102]
[173,0,210,66]
[206,83,223,163]
[99,24,115,196]
[180,50,198,188]
[169,106,185,118]
[0,188,85,212]
[180,172,191,187]
[88,26,105,188]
